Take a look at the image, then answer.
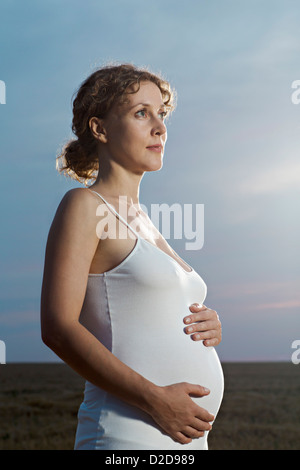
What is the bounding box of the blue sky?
[0,0,299,362]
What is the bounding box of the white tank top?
[75,190,224,450]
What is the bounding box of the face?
[94,80,168,173]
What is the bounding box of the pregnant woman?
[40,63,224,450]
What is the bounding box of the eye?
[159,110,168,120]
[135,108,168,120]
[136,108,148,118]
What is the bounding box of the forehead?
[121,80,165,108]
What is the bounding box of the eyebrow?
[130,102,167,110]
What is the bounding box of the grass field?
[0,362,299,450]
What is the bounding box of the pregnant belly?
[159,340,224,418]
[114,329,224,419]
[182,343,224,418]
[80,328,224,450]
[95,338,225,450]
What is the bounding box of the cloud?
[253,299,300,310]
[221,278,299,294]
[214,279,300,310]
[237,160,300,195]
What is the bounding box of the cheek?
[110,129,144,159]
[122,125,148,149]
[107,118,149,155]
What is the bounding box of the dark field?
[0,362,299,450]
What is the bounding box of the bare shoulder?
[49,187,105,234]
[54,187,101,217]
[44,187,106,272]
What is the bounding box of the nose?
[151,117,167,137]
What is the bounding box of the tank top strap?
[89,190,140,239]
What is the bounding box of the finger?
[190,330,219,341]
[182,425,205,439]
[191,420,212,432]
[189,417,213,432]
[203,338,220,347]
[184,320,216,334]
[192,310,218,322]
[190,415,213,431]
[173,431,192,445]
[194,408,215,423]
[189,303,206,313]
[184,383,210,397]
[184,308,217,325]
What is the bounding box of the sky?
[0,0,299,363]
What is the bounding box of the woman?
[40,63,224,450]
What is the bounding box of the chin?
[147,160,163,172]
[138,154,164,173]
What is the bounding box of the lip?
[146,145,163,152]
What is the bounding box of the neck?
[89,165,144,207]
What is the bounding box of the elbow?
[41,319,66,353]
[41,328,56,349]
[41,328,60,353]
[41,312,79,357]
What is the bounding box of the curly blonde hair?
[56,63,177,186]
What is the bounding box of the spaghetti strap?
[89,189,140,239]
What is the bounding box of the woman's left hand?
[183,304,222,347]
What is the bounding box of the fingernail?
[184,317,191,323]
[191,303,201,309]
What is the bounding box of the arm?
[40,189,214,444]
[40,188,154,410]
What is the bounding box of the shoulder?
[49,188,106,240]
[58,187,101,208]
[54,187,106,219]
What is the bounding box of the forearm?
[42,320,158,414]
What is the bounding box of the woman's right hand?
[146,382,215,445]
